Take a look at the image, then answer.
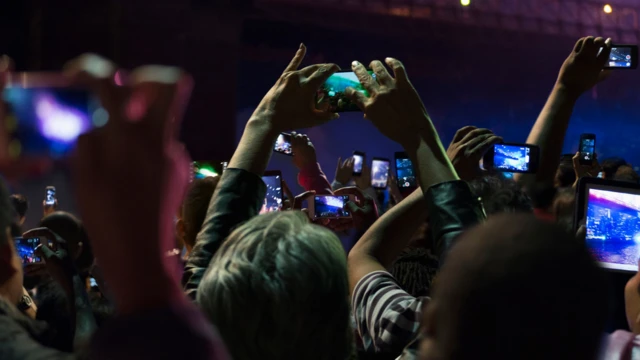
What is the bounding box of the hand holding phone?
[45,186,56,206]
[352,151,364,176]
[315,70,376,112]
[395,152,417,189]
[260,171,284,214]
[482,143,540,173]
[309,195,354,219]
[603,45,638,69]
[371,158,390,189]
[274,133,293,156]
[579,133,596,165]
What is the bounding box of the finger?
[370,60,392,87]
[129,66,190,141]
[597,38,613,64]
[572,152,580,168]
[293,190,316,210]
[459,128,493,146]
[282,180,294,201]
[305,63,340,90]
[578,36,596,57]
[351,61,377,93]
[0,55,14,72]
[573,38,586,53]
[283,43,306,74]
[336,157,343,170]
[334,186,365,199]
[63,53,123,119]
[451,126,477,144]
[344,87,367,110]
[468,135,503,156]
[22,227,59,244]
[35,243,56,259]
[384,57,409,84]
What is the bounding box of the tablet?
[574,177,640,272]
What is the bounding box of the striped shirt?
[352,270,428,355]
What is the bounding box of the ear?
[175,218,185,248]
[0,241,17,285]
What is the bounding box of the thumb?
[336,157,343,170]
[35,243,55,259]
[313,111,340,124]
[346,201,361,213]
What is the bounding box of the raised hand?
[25,227,75,293]
[253,44,341,131]
[66,54,193,314]
[345,58,430,150]
[572,152,601,187]
[557,37,612,96]
[355,163,371,190]
[335,157,354,185]
[447,126,502,181]
[291,132,317,169]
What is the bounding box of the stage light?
[604,4,613,14]
[461,0,470,6]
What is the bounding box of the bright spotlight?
[604,4,613,13]
[461,0,470,6]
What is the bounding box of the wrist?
[552,83,582,102]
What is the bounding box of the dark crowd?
[1,37,640,360]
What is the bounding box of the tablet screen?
[584,183,640,271]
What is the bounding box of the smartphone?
[260,170,284,214]
[192,161,221,180]
[45,186,56,206]
[311,195,352,219]
[352,151,365,176]
[2,73,103,158]
[395,152,417,189]
[579,133,596,165]
[14,237,43,264]
[604,45,638,69]
[483,143,540,173]
[371,157,390,189]
[221,161,229,173]
[89,277,99,289]
[274,133,293,156]
[315,70,376,112]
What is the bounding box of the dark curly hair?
[469,176,533,215]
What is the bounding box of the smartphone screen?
[221,162,229,173]
[352,152,364,175]
[260,172,283,214]
[395,154,416,188]
[274,133,293,155]
[89,277,98,288]
[313,195,351,219]
[14,237,42,264]
[2,87,103,158]
[605,46,638,68]
[579,134,596,164]
[316,71,376,112]
[193,161,220,180]
[371,158,390,189]
[44,187,56,206]
[492,144,533,172]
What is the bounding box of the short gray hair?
[197,211,353,360]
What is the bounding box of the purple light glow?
[34,94,89,143]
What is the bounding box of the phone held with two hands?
[579,133,596,165]
[603,45,638,69]
[315,70,376,112]
[394,152,417,189]
[261,170,284,214]
[352,151,365,176]
[482,143,540,174]
[274,133,293,156]
[14,237,43,265]
[2,72,104,158]
[309,195,356,219]
[371,157,390,189]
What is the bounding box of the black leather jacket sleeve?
[425,180,486,263]
[182,168,266,300]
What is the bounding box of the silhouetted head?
[419,214,607,360]
[39,212,93,273]
[9,194,28,226]
[177,176,220,254]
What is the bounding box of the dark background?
[1,0,638,330]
